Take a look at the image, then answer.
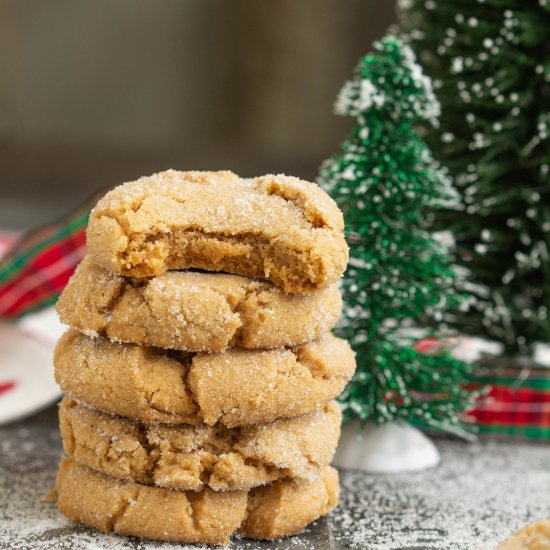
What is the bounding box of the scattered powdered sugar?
[2,406,549,549]
[332,440,550,549]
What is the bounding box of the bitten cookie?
[86,170,348,292]
[57,257,343,351]
[59,397,341,491]
[56,457,340,545]
[54,330,356,427]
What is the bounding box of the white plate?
[0,307,64,425]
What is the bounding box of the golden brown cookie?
[86,170,348,292]
[54,329,356,427]
[496,519,550,550]
[56,457,339,545]
[242,464,339,540]
[55,456,245,545]
[57,256,343,351]
[59,396,341,491]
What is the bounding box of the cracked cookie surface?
[54,330,356,427]
[56,457,339,545]
[57,256,343,351]
[86,170,348,292]
[59,397,341,491]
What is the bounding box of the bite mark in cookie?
[87,171,348,292]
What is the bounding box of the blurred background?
[0,0,395,229]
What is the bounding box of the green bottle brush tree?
[318,35,480,439]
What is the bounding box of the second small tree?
[400,2,550,358]
[318,35,478,436]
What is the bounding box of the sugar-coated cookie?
[54,330,356,427]
[86,170,348,292]
[59,397,341,491]
[496,519,550,550]
[57,256,343,351]
[56,457,339,545]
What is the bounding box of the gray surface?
[1,404,549,550]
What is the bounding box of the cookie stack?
[53,170,355,545]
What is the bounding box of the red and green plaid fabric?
[415,337,550,440]
[0,201,95,318]
[470,366,550,440]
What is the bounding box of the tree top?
[335,35,441,125]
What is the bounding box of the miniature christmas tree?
[400,1,550,358]
[318,35,478,435]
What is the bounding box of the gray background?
[0,0,395,229]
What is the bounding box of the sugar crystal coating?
[87,170,348,292]
[59,397,341,491]
[54,329,356,427]
[57,256,343,351]
[55,457,340,545]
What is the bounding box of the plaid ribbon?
[416,338,550,440]
[0,197,99,318]
[470,366,550,440]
